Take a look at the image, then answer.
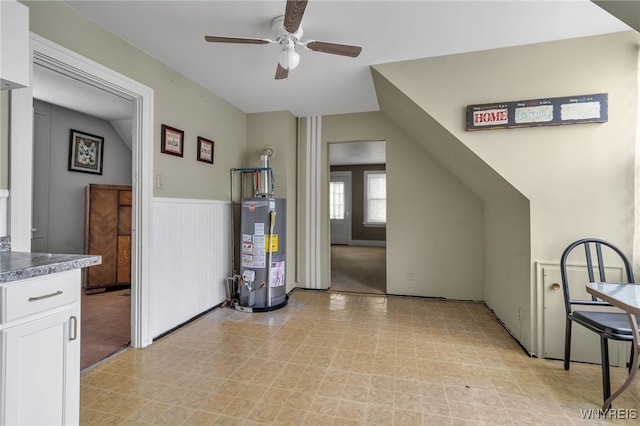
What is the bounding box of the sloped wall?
[371,70,531,348]
[372,30,639,354]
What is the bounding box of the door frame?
[11,33,154,348]
[329,171,352,245]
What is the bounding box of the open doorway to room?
[12,34,154,362]
[329,141,387,294]
[31,63,134,370]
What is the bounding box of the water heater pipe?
[259,147,274,197]
[266,209,276,307]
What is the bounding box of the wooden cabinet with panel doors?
[84,184,132,293]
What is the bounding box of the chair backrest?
[560,238,634,315]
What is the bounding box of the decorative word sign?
[466,93,607,131]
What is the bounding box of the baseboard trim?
[349,240,386,247]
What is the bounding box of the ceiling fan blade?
[284,0,308,34]
[306,41,362,57]
[275,63,289,80]
[204,35,270,45]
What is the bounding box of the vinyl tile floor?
[80,289,640,425]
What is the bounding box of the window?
[330,181,345,220]
[364,171,386,226]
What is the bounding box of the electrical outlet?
[407,272,414,281]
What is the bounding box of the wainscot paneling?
[151,198,230,338]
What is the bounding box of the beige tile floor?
[80,290,640,425]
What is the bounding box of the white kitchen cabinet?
[0,269,81,425]
[0,0,30,90]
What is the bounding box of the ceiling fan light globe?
[278,49,300,70]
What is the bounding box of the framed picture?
[197,137,214,164]
[68,129,104,175]
[161,124,184,157]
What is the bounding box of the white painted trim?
[329,171,352,245]
[0,189,8,236]
[363,170,387,227]
[534,261,557,359]
[9,85,32,250]
[304,116,323,289]
[633,46,640,280]
[534,260,624,360]
[14,33,155,348]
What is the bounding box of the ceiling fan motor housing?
[272,15,303,44]
[204,1,361,80]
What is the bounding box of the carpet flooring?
[81,288,131,370]
[331,245,386,294]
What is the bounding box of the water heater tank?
[237,197,287,311]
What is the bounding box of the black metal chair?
[560,238,635,403]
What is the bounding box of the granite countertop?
[0,251,102,284]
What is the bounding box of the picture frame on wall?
[161,124,184,157]
[197,136,214,164]
[68,129,104,175]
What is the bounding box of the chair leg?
[600,336,611,402]
[564,319,572,370]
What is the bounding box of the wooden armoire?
[84,184,132,293]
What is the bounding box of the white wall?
[32,100,132,254]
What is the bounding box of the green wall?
[24,0,246,200]
[373,30,639,354]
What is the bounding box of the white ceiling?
[33,1,631,164]
[33,63,133,121]
[59,0,630,118]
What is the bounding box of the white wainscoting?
[151,198,231,338]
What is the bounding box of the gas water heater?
[228,148,287,312]
[238,197,286,310]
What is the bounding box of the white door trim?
[329,171,352,245]
[305,116,323,289]
[11,33,154,348]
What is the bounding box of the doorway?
[31,80,134,368]
[328,141,387,294]
[11,34,154,351]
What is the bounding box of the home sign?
[466,93,608,131]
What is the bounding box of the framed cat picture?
[68,129,104,175]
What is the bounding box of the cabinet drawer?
[1,271,79,324]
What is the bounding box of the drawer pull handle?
[28,290,63,302]
[69,316,78,341]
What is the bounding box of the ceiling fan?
[204,0,362,80]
